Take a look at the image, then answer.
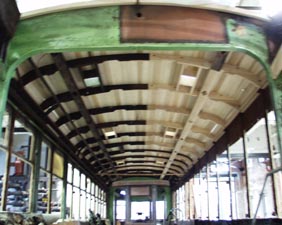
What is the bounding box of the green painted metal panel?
[0,60,10,139]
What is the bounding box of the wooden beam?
[52,53,117,176]
[55,104,189,126]
[160,70,222,179]
[198,111,225,126]
[185,137,206,149]
[191,126,215,139]
[209,91,241,109]
[20,53,149,86]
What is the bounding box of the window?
[51,175,63,214]
[217,151,231,220]
[267,111,282,217]
[229,138,248,219]
[245,118,275,218]
[208,160,219,220]
[131,201,150,220]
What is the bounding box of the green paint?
[0,60,9,139]
[226,19,268,64]
[0,6,281,218]
[271,72,282,166]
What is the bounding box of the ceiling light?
[156,160,165,165]
[164,127,177,137]
[116,160,125,165]
[179,74,197,87]
[210,124,219,134]
[103,128,117,138]
[84,77,100,87]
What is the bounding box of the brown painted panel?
[121,6,227,43]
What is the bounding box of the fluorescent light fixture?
[120,190,126,195]
[116,160,125,165]
[84,77,100,87]
[104,130,116,137]
[210,124,219,134]
[179,74,197,87]
[103,128,117,138]
[156,160,165,165]
[165,127,177,138]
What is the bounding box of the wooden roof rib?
[11,50,268,187]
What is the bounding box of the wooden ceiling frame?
[52,53,118,179]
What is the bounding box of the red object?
[14,159,23,175]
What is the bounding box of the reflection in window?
[245,118,275,218]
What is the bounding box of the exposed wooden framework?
[8,7,269,187]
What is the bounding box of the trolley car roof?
[5,1,282,189]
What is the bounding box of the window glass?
[267,111,282,217]
[86,178,91,193]
[73,186,80,219]
[51,176,63,214]
[52,152,64,178]
[1,111,9,146]
[116,200,126,220]
[193,173,201,219]
[229,138,248,219]
[86,192,91,218]
[80,190,86,219]
[131,201,150,220]
[12,120,32,160]
[91,183,95,195]
[0,149,7,210]
[67,163,73,183]
[37,170,49,213]
[217,151,231,220]
[245,118,275,218]
[156,201,164,220]
[7,157,31,213]
[81,173,86,190]
[200,167,208,220]
[73,168,80,187]
[40,142,50,170]
[208,160,219,220]
[66,183,73,218]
